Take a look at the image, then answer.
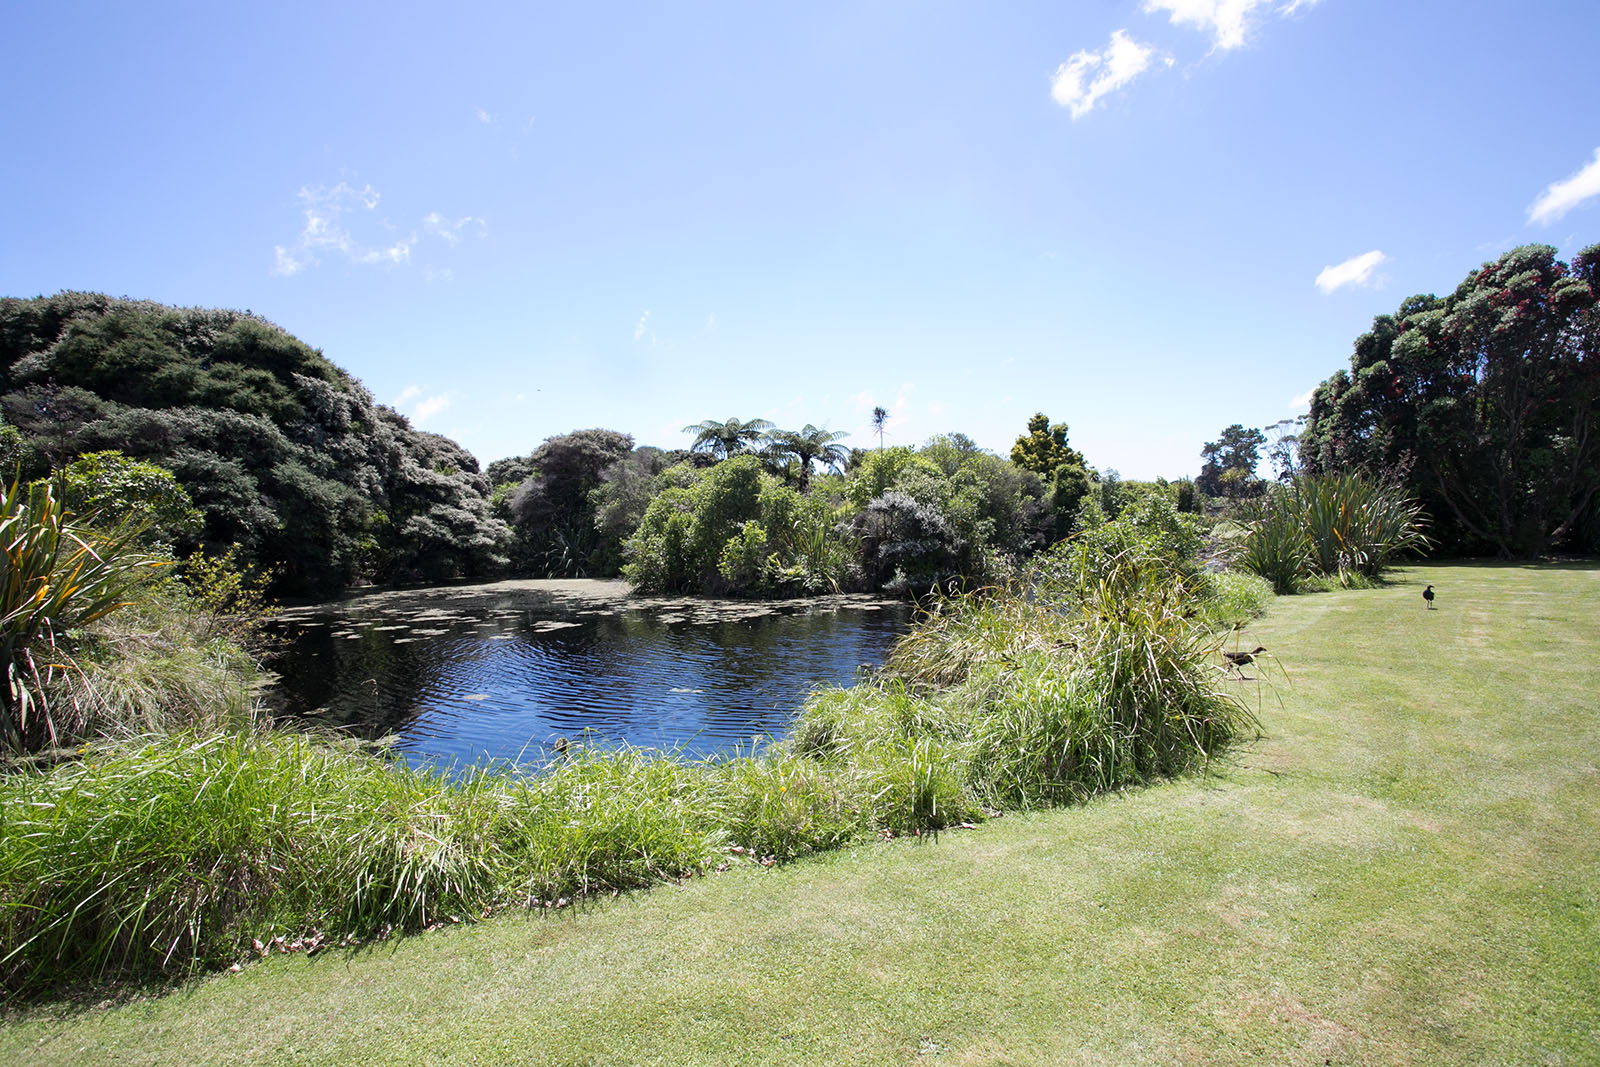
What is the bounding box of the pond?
[266,579,913,768]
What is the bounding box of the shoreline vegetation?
[1,521,1273,1000]
[5,560,1596,1065]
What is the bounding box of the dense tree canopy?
[1301,244,1599,556]
[1009,413,1091,538]
[501,429,636,576]
[0,293,509,594]
[1196,424,1266,499]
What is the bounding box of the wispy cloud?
[413,393,451,423]
[1289,387,1316,409]
[475,107,493,125]
[1528,147,1600,226]
[423,212,487,246]
[272,182,412,276]
[392,386,452,424]
[1050,30,1159,119]
[634,310,651,341]
[273,181,485,277]
[1145,0,1316,51]
[1315,250,1387,294]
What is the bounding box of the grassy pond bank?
[4,561,1598,1064]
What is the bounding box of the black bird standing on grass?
[1423,585,1435,610]
[1223,646,1267,678]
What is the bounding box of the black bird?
[1423,585,1435,610]
[1223,646,1267,677]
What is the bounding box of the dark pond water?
[266,579,912,768]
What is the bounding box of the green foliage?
[1071,484,1203,574]
[1240,473,1431,593]
[1301,244,1600,557]
[0,295,511,595]
[764,424,849,488]
[0,479,166,753]
[501,429,635,577]
[1009,413,1084,475]
[682,417,775,460]
[44,450,202,546]
[624,456,850,595]
[1010,413,1091,536]
[1197,424,1266,499]
[845,446,928,509]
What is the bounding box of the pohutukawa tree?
[1301,243,1600,557]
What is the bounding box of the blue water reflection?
[267,579,911,768]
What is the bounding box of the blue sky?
[3,1,1596,478]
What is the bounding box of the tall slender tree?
[870,406,889,450]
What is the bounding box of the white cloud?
[273,181,488,276]
[1315,250,1387,294]
[393,385,423,406]
[423,212,487,245]
[272,182,412,274]
[476,108,493,125]
[1528,147,1600,226]
[1051,30,1157,119]
[705,312,717,331]
[413,393,451,423]
[634,310,651,341]
[1289,387,1315,409]
[271,246,306,277]
[1144,0,1315,51]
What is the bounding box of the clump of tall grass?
[886,588,1072,688]
[0,731,503,996]
[1193,569,1275,631]
[490,744,721,902]
[789,540,1258,812]
[0,724,985,1000]
[50,573,268,742]
[0,480,168,754]
[1240,474,1430,593]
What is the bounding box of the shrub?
[1240,473,1430,592]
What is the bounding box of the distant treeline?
[0,293,1175,598]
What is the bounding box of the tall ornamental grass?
[797,541,1258,811]
[1241,473,1430,593]
[0,480,166,754]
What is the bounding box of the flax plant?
[1241,473,1430,592]
[0,480,165,754]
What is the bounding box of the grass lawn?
[4,561,1597,1065]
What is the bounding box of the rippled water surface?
[268,579,911,767]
